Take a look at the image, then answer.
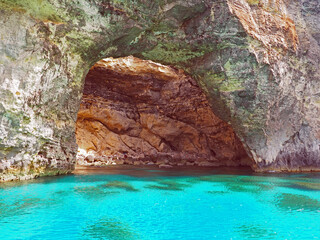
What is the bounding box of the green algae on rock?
[0,0,320,181]
[0,0,65,23]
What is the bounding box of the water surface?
[0,166,320,240]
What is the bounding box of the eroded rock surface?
[220,0,320,171]
[76,57,250,167]
[0,0,319,181]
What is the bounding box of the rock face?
[0,0,319,180]
[220,0,320,171]
[76,57,250,167]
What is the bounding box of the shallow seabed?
[1,166,320,240]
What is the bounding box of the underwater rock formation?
[76,57,250,167]
[0,0,319,180]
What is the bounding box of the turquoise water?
[1,166,320,240]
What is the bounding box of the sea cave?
[75,56,252,168]
[0,0,320,239]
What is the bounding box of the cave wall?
[76,56,250,167]
[0,0,319,180]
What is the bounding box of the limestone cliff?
[0,0,319,181]
[76,56,250,167]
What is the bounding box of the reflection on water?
[199,175,236,183]
[288,181,320,191]
[0,166,320,239]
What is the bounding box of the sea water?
[0,166,320,240]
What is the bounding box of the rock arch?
[0,0,319,180]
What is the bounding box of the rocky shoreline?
[76,152,249,169]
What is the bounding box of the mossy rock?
[0,0,64,23]
[246,0,260,6]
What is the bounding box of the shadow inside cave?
[75,56,252,169]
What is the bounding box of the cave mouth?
[75,56,251,168]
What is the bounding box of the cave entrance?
[75,56,251,168]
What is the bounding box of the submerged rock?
[145,180,190,191]
[83,217,139,240]
[275,193,320,211]
[102,181,139,192]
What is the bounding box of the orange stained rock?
[76,56,251,167]
[227,0,298,63]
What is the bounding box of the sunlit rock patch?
[76,56,251,168]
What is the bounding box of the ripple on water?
[0,197,59,220]
[1,168,320,240]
